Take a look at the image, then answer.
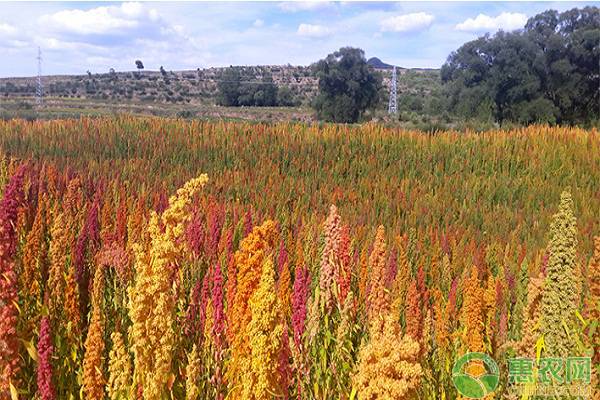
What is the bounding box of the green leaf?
[535,335,544,362]
[20,338,38,362]
[588,320,597,338]
[575,310,587,327]
[9,381,18,400]
[349,387,357,400]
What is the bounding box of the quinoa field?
[0,116,597,399]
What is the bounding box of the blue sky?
[0,1,596,77]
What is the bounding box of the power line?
[101,71,318,86]
[166,77,317,86]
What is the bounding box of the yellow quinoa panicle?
[185,345,201,400]
[227,220,278,399]
[540,191,579,358]
[243,258,283,400]
[128,175,208,400]
[107,330,132,400]
[83,264,106,400]
[353,314,423,400]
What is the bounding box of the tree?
[277,86,296,106]
[524,6,600,124]
[217,67,278,107]
[441,32,557,124]
[159,66,170,84]
[441,6,599,125]
[256,74,277,106]
[217,67,241,106]
[135,60,144,79]
[312,47,382,123]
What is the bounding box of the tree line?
[216,6,598,126]
[216,67,299,107]
[442,6,599,126]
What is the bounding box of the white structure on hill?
[388,66,397,114]
[36,47,43,105]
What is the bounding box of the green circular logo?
[452,352,499,399]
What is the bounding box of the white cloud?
[120,2,143,17]
[31,1,201,61]
[297,23,332,38]
[0,1,521,76]
[39,2,159,36]
[0,21,30,49]
[11,2,208,73]
[455,12,528,32]
[6,40,27,48]
[0,22,17,36]
[253,19,264,28]
[380,12,434,33]
[148,9,160,22]
[35,37,88,51]
[280,1,332,13]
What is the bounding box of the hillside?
[0,64,441,108]
[0,65,314,105]
[367,57,394,69]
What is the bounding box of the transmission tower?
[388,66,397,114]
[36,47,43,105]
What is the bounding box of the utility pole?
[36,47,43,105]
[388,66,397,115]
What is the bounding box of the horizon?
[0,59,440,80]
[0,1,596,79]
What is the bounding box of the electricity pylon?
[388,66,397,114]
[36,47,43,105]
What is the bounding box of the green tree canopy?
[217,67,278,107]
[312,47,382,123]
[217,66,241,107]
[441,6,599,125]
